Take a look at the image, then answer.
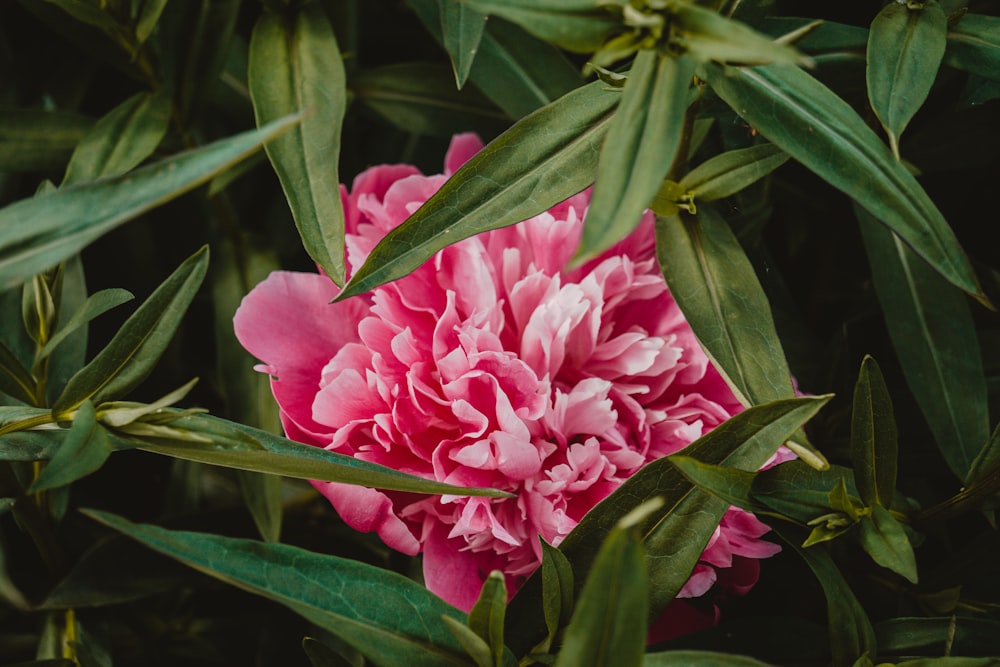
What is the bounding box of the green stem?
[914,464,1000,525]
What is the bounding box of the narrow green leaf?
[0,109,93,173]
[668,455,760,512]
[406,1,583,119]
[0,340,38,405]
[866,0,947,159]
[459,0,620,53]
[36,289,134,363]
[553,523,647,667]
[773,524,876,666]
[751,461,857,525]
[701,62,984,303]
[505,396,829,654]
[644,651,775,666]
[351,63,509,137]
[468,571,507,667]
[0,429,64,462]
[944,13,1000,81]
[578,51,693,262]
[677,143,789,204]
[63,90,172,185]
[249,4,347,285]
[540,538,574,651]
[442,616,494,667]
[877,617,1000,659]
[237,470,283,543]
[337,78,619,300]
[120,411,512,498]
[857,209,988,479]
[0,115,298,289]
[85,511,471,667]
[132,0,169,45]
[440,0,488,88]
[52,247,209,415]
[965,422,1000,487]
[850,356,898,508]
[45,255,89,404]
[29,401,112,493]
[655,207,795,407]
[858,505,918,584]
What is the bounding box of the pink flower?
[234,133,787,618]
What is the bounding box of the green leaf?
[850,356,898,508]
[944,13,1000,81]
[857,209,988,479]
[0,115,297,289]
[237,470,283,543]
[772,524,876,666]
[553,518,648,667]
[0,108,93,173]
[644,651,775,666]
[62,90,172,185]
[877,617,1000,658]
[751,461,857,525]
[249,3,347,285]
[655,207,795,408]
[337,78,618,300]
[442,617,493,667]
[540,538,574,651]
[36,289,134,363]
[84,510,471,667]
[132,0,169,45]
[676,143,789,205]
[0,339,38,405]
[52,247,208,415]
[577,51,693,263]
[505,396,829,655]
[965,422,1000,488]
[302,637,357,667]
[407,1,583,119]
[459,0,620,53]
[700,61,984,303]
[866,0,947,159]
[44,256,89,404]
[468,571,507,667]
[0,429,64,462]
[440,0,488,88]
[29,401,113,493]
[858,505,918,584]
[667,0,811,67]
[351,63,509,137]
[121,412,512,498]
[668,455,760,512]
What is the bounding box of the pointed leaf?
[29,401,113,493]
[406,0,583,119]
[857,208,988,479]
[63,90,171,185]
[866,1,947,158]
[668,455,760,512]
[0,115,298,289]
[468,571,507,667]
[772,524,876,666]
[850,356,898,508]
[84,511,471,667]
[133,0,169,45]
[0,339,38,405]
[752,461,857,525]
[238,470,283,543]
[655,207,795,407]
[52,247,209,414]
[440,0,488,88]
[578,51,693,262]
[966,422,1000,488]
[442,617,494,667]
[0,108,93,173]
[701,62,984,303]
[249,4,347,284]
[505,396,829,654]
[540,538,574,650]
[459,0,620,53]
[858,505,918,584]
[553,522,647,667]
[120,412,512,498]
[337,78,619,300]
[36,289,134,363]
[677,143,789,204]
[944,13,1000,80]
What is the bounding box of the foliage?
[1,0,999,665]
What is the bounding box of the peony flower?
[234,133,788,621]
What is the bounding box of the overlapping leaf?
[440,0,488,88]
[701,62,984,303]
[459,0,620,53]
[850,356,897,508]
